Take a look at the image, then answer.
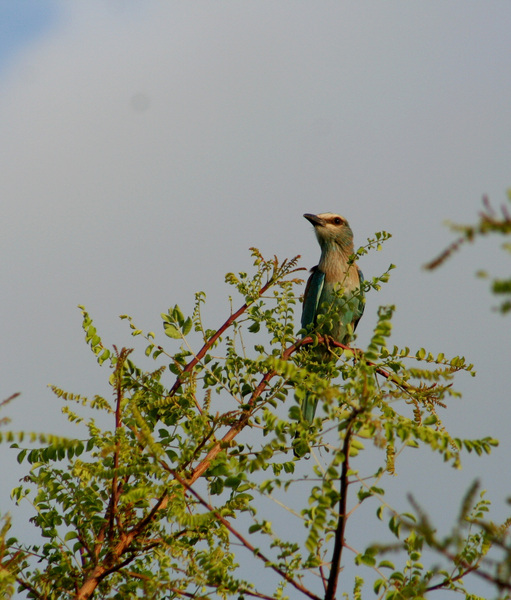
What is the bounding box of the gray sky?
[1,2,510,597]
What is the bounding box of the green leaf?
[182,317,193,336]
[163,323,181,339]
[173,305,185,324]
[210,478,224,495]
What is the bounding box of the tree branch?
[425,544,511,592]
[169,278,278,398]
[74,490,169,600]
[16,576,45,600]
[173,471,322,600]
[325,410,359,599]
[185,334,415,486]
[186,339,302,484]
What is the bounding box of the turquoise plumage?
[300,213,365,423]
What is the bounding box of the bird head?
[303,213,354,253]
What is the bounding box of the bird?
[299,212,365,424]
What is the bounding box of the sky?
[1,1,510,597]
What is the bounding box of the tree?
[0,208,509,599]
[425,191,511,314]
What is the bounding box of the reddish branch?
[108,347,130,541]
[168,279,278,397]
[425,194,511,270]
[0,392,20,427]
[74,491,168,600]
[72,264,420,599]
[184,335,413,485]
[186,339,301,483]
[73,270,299,600]
[426,553,511,593]
[173,472,322,600]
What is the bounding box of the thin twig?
[108,347,128,541]
[186,338,303,483]
[424,545,511,592]
[173,471,322,600]
[16,576,44,600]
[185,333,417,486]
[169,279,278,398]
[1,392,20,406]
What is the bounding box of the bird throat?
[318,246,356,285]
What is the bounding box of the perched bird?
[300,212,365,423]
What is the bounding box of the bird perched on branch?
[300,212,365,423]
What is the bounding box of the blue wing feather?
[301,266,325,331]
[352,267,365,332]
[299,265,363,430]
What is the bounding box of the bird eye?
[334,217,342,225]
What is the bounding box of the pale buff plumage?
[300,212,365,424]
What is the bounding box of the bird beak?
[303,213,326,227]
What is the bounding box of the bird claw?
[323,334,343,357]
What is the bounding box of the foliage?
[426,190,511,314]
[0,231,508,599]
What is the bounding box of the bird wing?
[352,267,365,332]
[301,266,325,330]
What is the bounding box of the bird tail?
[301,391,318,424]
[293,391,318,457]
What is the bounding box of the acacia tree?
[0,215,509,599]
